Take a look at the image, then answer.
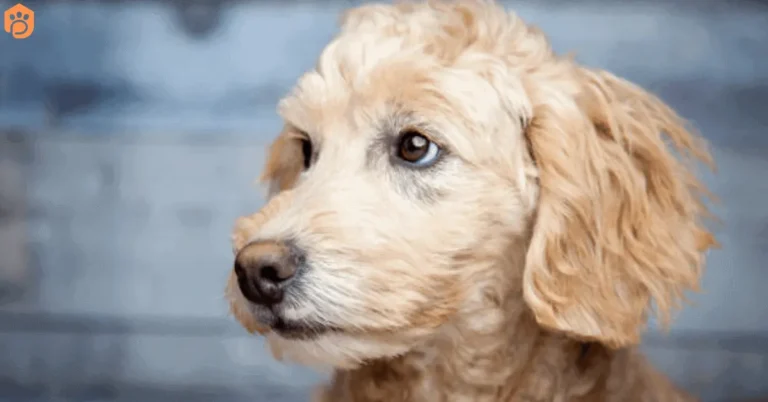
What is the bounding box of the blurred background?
[1,0,767,401]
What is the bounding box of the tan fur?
[226,1,716,400]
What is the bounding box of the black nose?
[234,240,300,306]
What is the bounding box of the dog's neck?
[317,272,688,401]
[317,246,612,402]
[320,291,611,402]
[315,235,690,402]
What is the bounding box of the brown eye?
[397,131,440,167]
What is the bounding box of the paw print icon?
[4,3,34,39]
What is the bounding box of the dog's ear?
[259,130,303,198]
[522,66,717,347]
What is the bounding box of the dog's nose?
[234,240,298,305]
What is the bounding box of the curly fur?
[226,1,717,401]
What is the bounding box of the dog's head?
[226,1,716,368]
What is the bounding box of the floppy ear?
[522,66,718,347]
[232,130,302,251]
[259,129,304,198]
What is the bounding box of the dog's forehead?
[278,40,448,139]
[278,52,508,150]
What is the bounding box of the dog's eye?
[300,138,312,169]
[396,130,440,167]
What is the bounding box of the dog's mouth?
[252,304,336,340]
[272,317,334,340]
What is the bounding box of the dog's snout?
[234,240,299,305]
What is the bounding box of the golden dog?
[227,1,717,400]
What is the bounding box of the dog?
[226,1,718,400]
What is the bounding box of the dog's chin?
[265,330,414,370]
[241,304,412,369]
[232,298,422,369]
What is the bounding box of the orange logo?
[4,3,34,39]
